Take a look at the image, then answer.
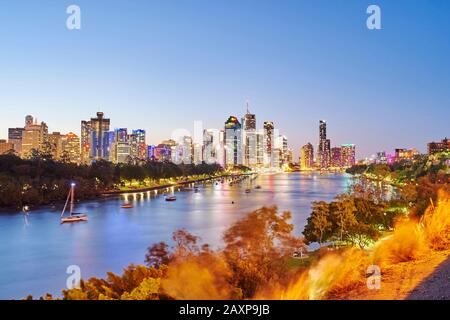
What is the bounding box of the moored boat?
[60,183,88,224]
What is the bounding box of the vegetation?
[303,184,394,249]
[346,152,449,184]
[303,152,449,248]
[0,153,224,209]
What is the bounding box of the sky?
[0,0,449,159]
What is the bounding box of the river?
[0,172,352,299]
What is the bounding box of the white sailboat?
[60,183,88,224]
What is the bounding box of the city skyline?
[1,1,449,158]
[2,111,447,164]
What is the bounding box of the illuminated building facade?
[256,132,264,166]
[300,143,314,170]
[263,121,274,167]
[427,138,450,155]
[89,112,111,161]
[341,144,356,167]
[61,132,81,164]
[8,128,24,155]
[243,107,257,167]
[80,120,91,164]
[203,129,218,164]
[395,148,419,161]
[224,116,243,167]
[131,129,147,161]
[318,120,331,169]
[331,147,342,167]
[48,132,64,160]
[21,116,49,158]
[154,144,172,162]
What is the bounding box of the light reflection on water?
[0,172,351,299]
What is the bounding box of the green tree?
[303,201,333,246]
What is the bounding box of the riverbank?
[101,172,256,196]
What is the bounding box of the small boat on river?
[61,183,88,224]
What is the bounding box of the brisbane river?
[0,172,351,299]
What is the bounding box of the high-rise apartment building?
[263,121,274,167]
[300,143,314,170]
[131,129,147,160]
[318,120,331,169]
[341,144,356,167]
[331,147,342,168]
[61,132,81,164]
[90,112,111,161]
[8,127,25,155]
[81,112,110,163]
[48,132,64,161]
[21,116,49,158]
[80,120,92,164]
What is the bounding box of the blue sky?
[0,0,449,158]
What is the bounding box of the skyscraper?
[341,144,356,167]
[80,120,91,164]
[256,131,264,167]
[300,143,314,170]
[318,120,331,169]
[242,105,257,167]
[88,112,111,162]
[131,129,147,161]
[61,132,81,164]
[203,129,221,164]
[331,147,342,168]
[263,121,274,167]
[21,116,49,158]
[224,116,243,167]
[48,132,64,161]
[275,135,289,166]
[8,127,25,155]
[110,128,131,164]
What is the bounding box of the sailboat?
[61,183,88,224]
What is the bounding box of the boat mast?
[61,187,72,218]
[70,183,75,216]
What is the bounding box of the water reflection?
[0,172,350,299]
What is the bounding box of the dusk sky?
[0,0,449,159]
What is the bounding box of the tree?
[332,194,358,243]
[145,242,170,268]
[222,206,305,298]
[303,201,333,246]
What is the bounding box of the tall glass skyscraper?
[224,116,242,167]
[81,112,111,163]
[263,121,274,167]
[318,120,331,169]
[242,106,256,167]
